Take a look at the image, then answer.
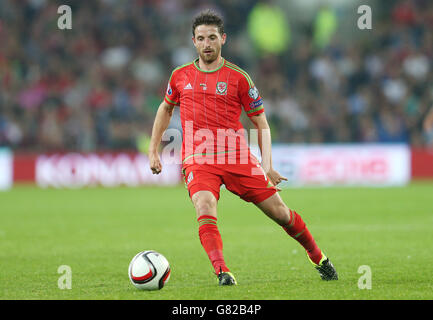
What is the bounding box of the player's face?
[193,25,226,64]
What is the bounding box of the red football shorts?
[182,157,277,204]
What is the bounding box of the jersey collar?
[193,57,225,73]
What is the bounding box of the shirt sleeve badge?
[248,87,259,100]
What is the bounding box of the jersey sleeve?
[238,75,264,117]
[164,71,180,106]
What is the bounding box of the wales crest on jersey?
[216,82,227,95]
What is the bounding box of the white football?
[128,250,171,290]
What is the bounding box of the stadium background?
[1,0,433,189]
[0,0,433,301]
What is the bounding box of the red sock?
[282,209,323,265]
[197,215,230,274]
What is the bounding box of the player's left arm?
[249,113,287,188]
[237,73,287,187]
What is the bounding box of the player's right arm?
[149,70,180,174]
[148,100,175,174]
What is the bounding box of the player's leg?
[184,166,236,285]
[191,190,218,219]
[255,193,338,280]
[191,190,224,274]
[221,158,337,280]
[254,192,323,263]
[191,190,236,285]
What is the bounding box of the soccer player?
[148,10,338,285]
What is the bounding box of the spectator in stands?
[0,0,431,151]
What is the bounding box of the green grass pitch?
[1,182,432,300]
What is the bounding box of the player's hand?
[149,151,162,174]
[265,168,288,191]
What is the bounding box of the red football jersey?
[164,58,264,166]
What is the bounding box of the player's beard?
[200,47,220,64]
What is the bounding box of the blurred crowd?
[0,0,432,152]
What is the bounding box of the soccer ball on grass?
[128,250,171,290]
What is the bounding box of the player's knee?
[195,200,216,217]
[192,193,217,216]
[257,195,290,226]
[273,202,291,226]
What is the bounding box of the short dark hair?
[192,9,224,37]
